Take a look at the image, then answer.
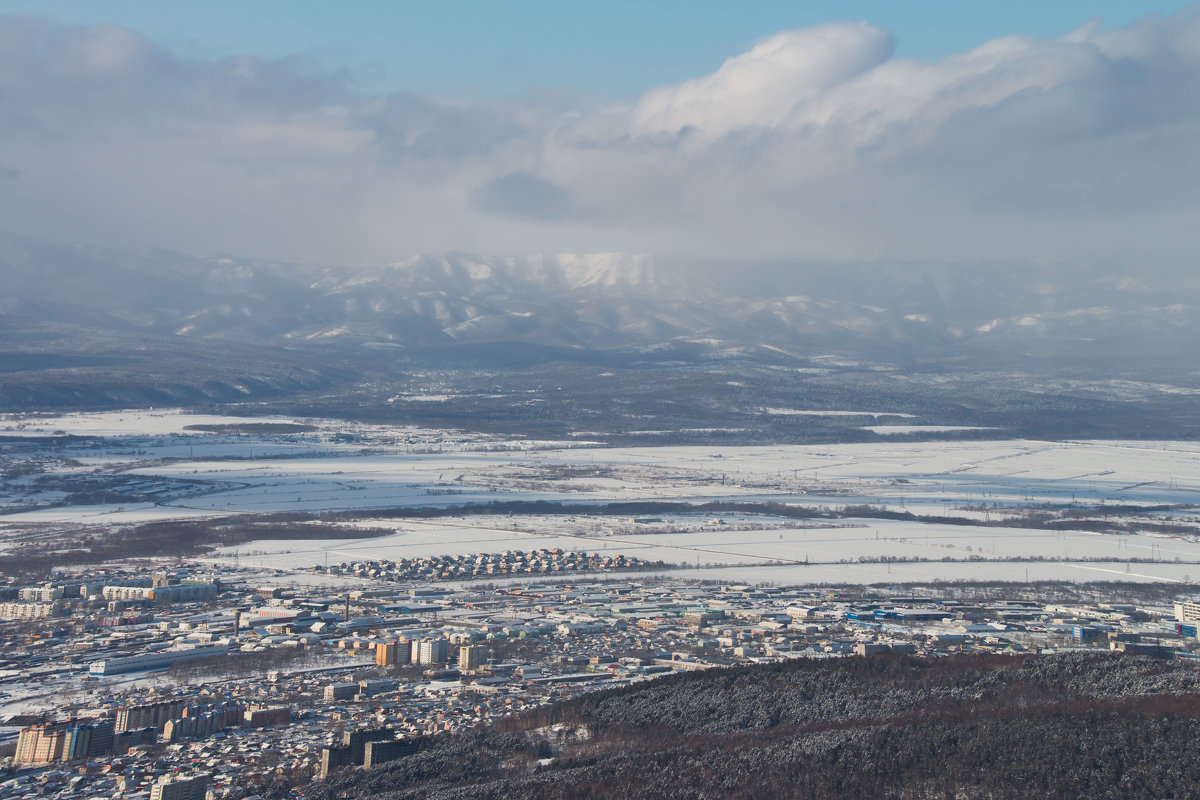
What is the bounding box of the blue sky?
[1,0,1194,96]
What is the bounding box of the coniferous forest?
[269,652,1200,800]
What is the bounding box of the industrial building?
[89,644,230,675]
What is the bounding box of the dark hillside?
[277,653,1200,800]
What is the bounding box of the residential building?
[149,773,209,800]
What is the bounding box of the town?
[2,555,1199,799]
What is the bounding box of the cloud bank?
[0,10,1198,267]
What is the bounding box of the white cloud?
[0,10,1198,268]
[539,8,1200,264]
[632,23,894,141]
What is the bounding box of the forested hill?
[277,652,1200,800]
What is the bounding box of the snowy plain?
[4,409,1200,584]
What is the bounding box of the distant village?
[3,557,1200,798]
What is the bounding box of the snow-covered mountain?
[2,233,1198,373]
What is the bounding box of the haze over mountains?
[3,233,1197,362]
[2,232,1197,442]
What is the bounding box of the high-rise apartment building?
[458,644,487,671]
[149,773,209,800]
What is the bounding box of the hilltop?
[278,652,1200,800]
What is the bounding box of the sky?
[1,1,1192,97]
[0,1,1198,267]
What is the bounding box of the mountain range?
[2,232,1198,439]
[4,234,1197,358]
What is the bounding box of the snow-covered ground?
[0,409,307,437]
[211,514,1200,577]
[5,409,1200,584]
[861,425,996,434]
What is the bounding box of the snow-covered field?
[5,409,1200,584]
[0,409,310,437]
[213,514,1200,583]
[861,425,996,435]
